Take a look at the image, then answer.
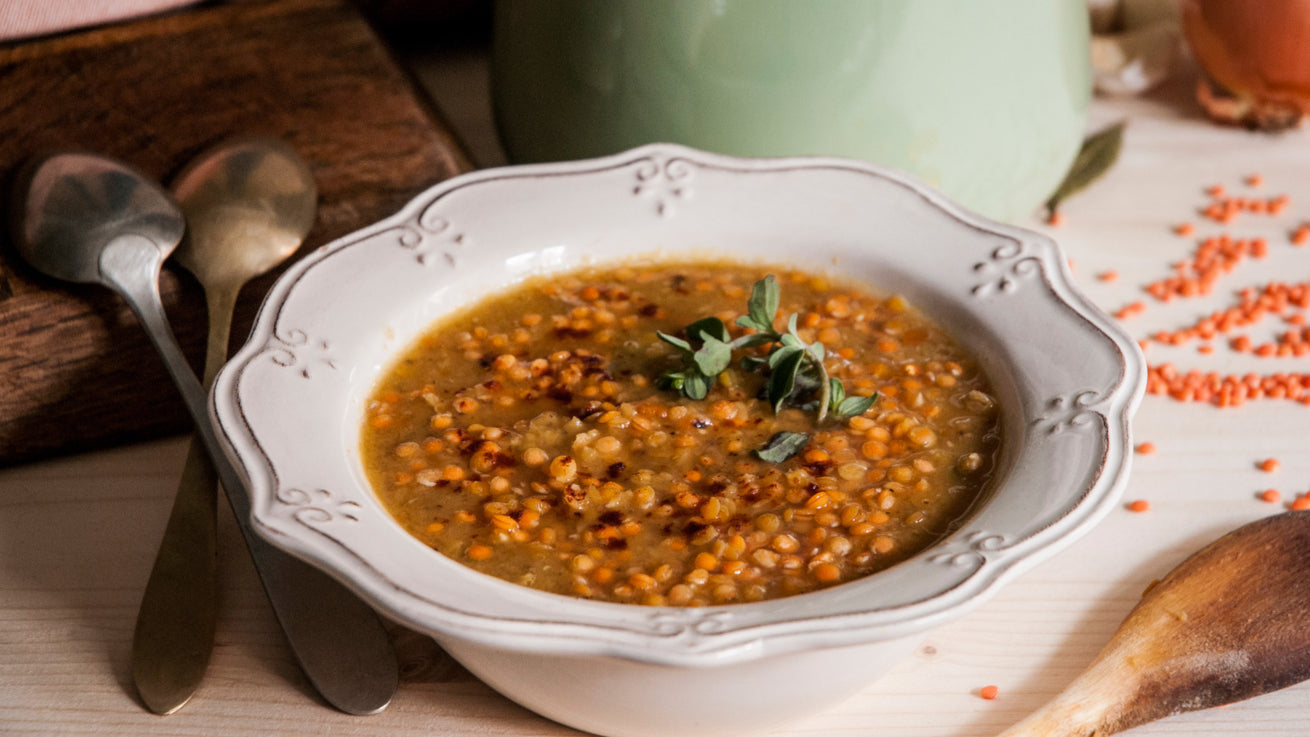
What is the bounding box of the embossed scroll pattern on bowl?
[214,143,1144,669]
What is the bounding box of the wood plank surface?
[8,72,1310,734]
[0,0,471,466]
[6,45,1310,737]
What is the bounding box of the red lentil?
[361,262,1000,605]
[1128,500,1151,513]
[1135,442,1156,455]
[1113,301,1147,320]
[1259,489,1282,504]
[1259,458,1280,473]
[979,685,1000,700]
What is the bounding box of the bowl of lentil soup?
[212,143,1145,737]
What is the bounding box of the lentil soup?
[361,262,1000,606]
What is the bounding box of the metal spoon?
[10,151,398,716]
[130,137,317,714]
[997,511,1310,737]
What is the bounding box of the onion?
[1181,0,1310,129]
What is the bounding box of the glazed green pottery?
[492,0,1092,222]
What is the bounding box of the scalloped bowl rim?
[212,142,1145,669]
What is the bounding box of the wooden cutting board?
[0,0,472,466]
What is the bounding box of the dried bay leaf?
[1046,121,1126,215]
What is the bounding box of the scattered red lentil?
[1143,234,1271,301]
[1113,301,1147,320]
[979,685,1000,701]
[1173,222,1195,237]
[1097,270,1119,283]
[1196,177,1286,225]
[1260,489,1282,503]
[1291,496,1310,511]
[1135,442,1156,455]
[1127,500,1151,513]
[1258,458,1280,473]
[1145,363,1310,407]
[1046,211,1065,227]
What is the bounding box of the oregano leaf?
[792,362,823,394]
[653,274,867,445]
[693,335,733,376]
[828,378,845,408]
[768,344,802,369]
[835,392,877,419]
[656,371,685,391]
[683,371,711,400]
[754,431,810,463]
[730,333,774,351]
[686,316,729,343]
[747,274,780,329]
[657,331,692,353]
[768,348,805,412]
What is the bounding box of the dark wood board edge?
[0,0,474,467]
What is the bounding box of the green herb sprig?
[655,276,877,461]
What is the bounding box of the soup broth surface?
[362,261,1000,606]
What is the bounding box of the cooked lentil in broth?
[362,262,1000,606]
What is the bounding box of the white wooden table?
[5,47,1310,737]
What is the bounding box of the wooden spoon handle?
[999,512,1310,737]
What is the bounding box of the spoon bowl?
[171,136,316,292]
[12,152,184,284]
[9,148,396,717]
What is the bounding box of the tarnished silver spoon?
[130,137,319,714]
[10,150,398,716]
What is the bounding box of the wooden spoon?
[998,511,1310,737]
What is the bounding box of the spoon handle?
[131,434,219,714]
[101,234,398,715]
[131,283,239,714]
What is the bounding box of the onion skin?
[1181,0,1310,129]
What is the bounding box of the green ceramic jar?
[492,0,1091,222]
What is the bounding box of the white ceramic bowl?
[212,143,1145,737]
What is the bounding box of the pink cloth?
[0,0,202,41]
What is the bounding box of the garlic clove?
[1092,21,1183,96]
[1089,0,1183,96]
